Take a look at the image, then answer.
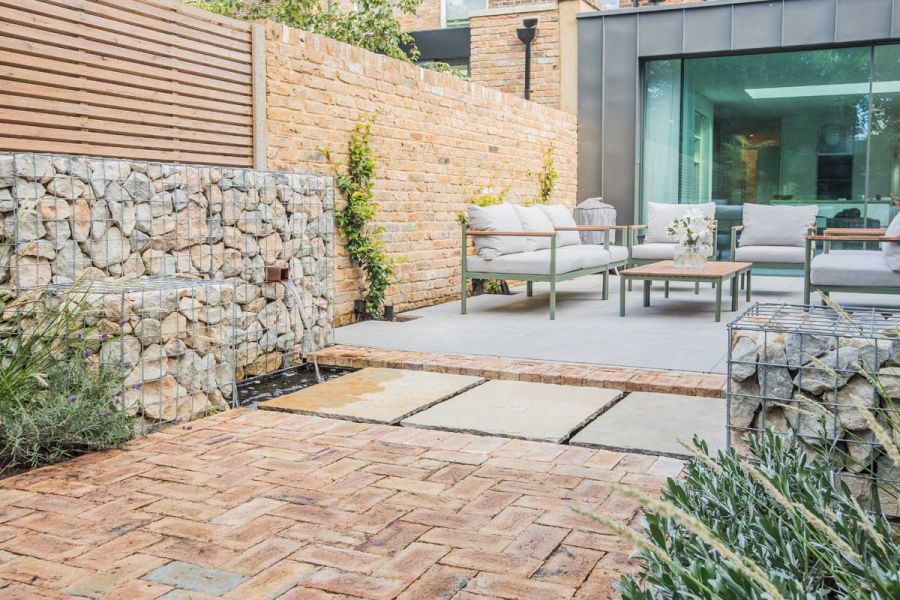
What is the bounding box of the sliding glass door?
[640,44,900,233]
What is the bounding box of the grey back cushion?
[467,203,526,260]
[739,204,818,247]
[883,212,900,272]
[538,204,581,246]
[513,204,555,251]
[645,202,716,243]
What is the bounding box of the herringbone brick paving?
[0,408,684,599]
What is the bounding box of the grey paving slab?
[335,275,900,374]
[143,561,247,595]
[570,392,726,458]
[401,380,623,443]
[258,367,485,424]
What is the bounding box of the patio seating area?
[337,273,900,374]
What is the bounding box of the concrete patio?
[337,274,900,373]
[0,408,683,600]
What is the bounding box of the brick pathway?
[312,345,726,399]
[0,409,683,599]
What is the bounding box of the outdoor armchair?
[729,204,818,281]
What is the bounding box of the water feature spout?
[284,277,322,384]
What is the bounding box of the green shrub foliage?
[616,433,899,599]
[331,120,395,317]
[0,289,132,472]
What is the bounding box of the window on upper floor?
[443,0,488,28]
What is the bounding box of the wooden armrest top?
[555,225,627,231]
[628,224,648,230]
[465,230,554,237]
[807,234,900,242]
[823,228,887,235]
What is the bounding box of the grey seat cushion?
[466,246,611,276]
[538,204,581,247]
[810,250,900,287]
[577,245,628,268]
[734,245,807,264]
[631,242,676,260]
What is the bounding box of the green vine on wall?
[328,120,395,318]
[535,146,558,205]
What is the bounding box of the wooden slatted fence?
[0,0,254,166]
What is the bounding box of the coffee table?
[619,260,752,322]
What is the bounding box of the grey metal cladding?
[577,18,605,203]
[782,0,837,47]
[637,11,683,57]
[835,0,893,43]
[599,16,638,221]
[683,6,732,54]
[732,2,783,50]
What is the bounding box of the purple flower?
[83,349,93,358]
[66,395,77,404]
[132,383,143,390]
[98,333,108,341]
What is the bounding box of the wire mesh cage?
[728,303,900,515]
[0,278,237,434]
[0,152,335,383]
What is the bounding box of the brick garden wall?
[469,7,561,108]
[264,23,577,325]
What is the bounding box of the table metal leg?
[715,279,722,322]
[694,281,699,295]
[746,271,751,302]
[643,280,650,307]
[619,277,626,317]
[664,280,669,298]
[731,275,738,312]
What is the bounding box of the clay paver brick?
[0,410,677,599]
[144,560,247,595]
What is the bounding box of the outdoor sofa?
[803,212,900,304]
[462,203,629,319]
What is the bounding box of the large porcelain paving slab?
[258,367,484,424]
[401,380,623,443]
[571,392,726,458]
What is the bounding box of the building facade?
[404,0,604,112]
[578,0,900,233]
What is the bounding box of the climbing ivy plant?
[328,120,394,317]
[535,145,558,205]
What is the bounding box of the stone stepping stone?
[401,380,623,443]
[570,392,726,458]
[142,561,247,596]
[258,367,484,424]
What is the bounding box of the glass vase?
[673,242,708,269]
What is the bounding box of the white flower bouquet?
[666,209,716,267]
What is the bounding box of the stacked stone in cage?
[728,303,900,516]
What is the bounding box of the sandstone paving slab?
[401,380,623,443]
[570,392,726,458]
[258,367,485,424]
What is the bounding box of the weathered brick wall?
[397,0,443,31]
[265,24,577,324]
[469,7,560,108]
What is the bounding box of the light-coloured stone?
[91,226,130,267]
[405,379,623,443]
[731,336,757,382]
[824,376,878,431]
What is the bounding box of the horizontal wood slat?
[0,0,254,167]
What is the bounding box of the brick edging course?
[310,345,726,398]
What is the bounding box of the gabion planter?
[1,278,237,433]
[728,303,899,515]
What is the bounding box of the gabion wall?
[728,303,900,516]
[0,152,334,379]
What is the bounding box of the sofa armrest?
[465,230,555,237]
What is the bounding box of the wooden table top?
[620,260,753,278]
